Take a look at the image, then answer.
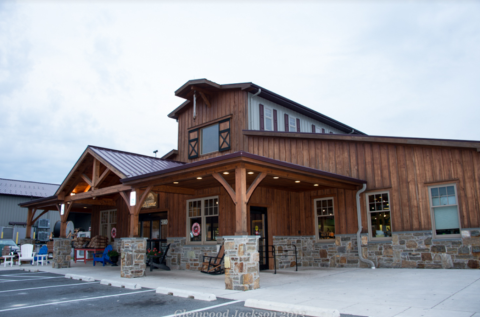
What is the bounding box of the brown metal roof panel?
[89,146,185,178]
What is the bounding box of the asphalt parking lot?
[0,270,361,317]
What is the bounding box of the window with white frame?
[314,197,335,240]
[429,184,461,237]
[187,196,219,243]
[315,126,321,133]
[289,116,297,132]
[367,192,392,239]
[264,107,273,131]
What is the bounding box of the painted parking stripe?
[0,289,155,312]
[0,272,50,276]
[0,282,98,293]
[0,277,64,283]
[161,300,244,317]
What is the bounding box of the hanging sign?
[192,223,201,237]
[111,227,117,239]
[161,219,168,225]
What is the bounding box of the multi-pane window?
[201,124,219,155]
[367,192,392,239]
[289,116,297,132]
[314,198,335,240]
[264,107,273,131]
[315,126,321,133]
[187,196,219,243]
[100,209,116,242]
[429,184,461,237]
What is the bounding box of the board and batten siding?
[246,135,480,232]
[248,93,343,134]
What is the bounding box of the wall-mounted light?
[130,190,136,206]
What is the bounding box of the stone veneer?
[224,235,260,291]
[52,238,71,268]
[120,237,147,278]
[273,229,480,269]
[166,237,224,271]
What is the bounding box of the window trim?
[264,106,274,131]
[313,196,336,242]
[288,115,297,132]
[427,183,462,239]
[185,195,219,245]
[366,191,393,241]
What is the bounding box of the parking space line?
[0,282,98,293]
[0,277,64,283]
[161,300,244,317]
[0,272,49,276]
[0,289,155,312]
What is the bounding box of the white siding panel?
[248,93,344,134]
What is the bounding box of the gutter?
[356,183,375,269]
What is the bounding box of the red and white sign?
[111,227,117,239]
[192,223,201,237]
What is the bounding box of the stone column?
[52,238,71,268]
[120,237,147,278]
[224,235,260,291]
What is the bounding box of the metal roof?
[89,146,185,178]
[0,178,59,198]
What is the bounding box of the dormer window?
[188,118,231,159]
[201,124,219,154]
[264,107,273,131]
[289,116,297,132]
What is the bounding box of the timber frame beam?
[119,185,154,237]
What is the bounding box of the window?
[429,184,461,238]
[187,196,219,244]
[264,107,273,131]
[314,198,335,240]
[201,124,219,154]
[100,209,116,243]
[367,192,392,239]
[289,116,297,132]
[315,126,321,133]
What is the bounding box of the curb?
[65,274,96,282]
[23,268,40,272]
[156,287,217,301]
[245,299,340,317]
[101,279,141,289]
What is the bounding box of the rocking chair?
[201,244,225,275]
[148,244,171,272]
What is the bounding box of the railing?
[266,245,298,274]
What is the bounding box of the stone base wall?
[20,239,35,245]
[166,237,223,271]
[120,238,147,278]
[273,229,480,270]
[52,238,71,268]
[224,235,260,291]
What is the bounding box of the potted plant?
[108,250,120,266]
[147,248,162,264]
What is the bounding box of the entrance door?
[139,212,167,252]
[250,206,268,270]
[100,210,117,243]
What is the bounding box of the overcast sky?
[1,1,479,185]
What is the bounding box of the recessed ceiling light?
[173,182,179,184]
[223,171,229,175]
[248,171,254,175]
[197,177,202,180]
[314,184,319,187]
[84,207,87,209]
[273,176,279,179]
[295,180,300,183]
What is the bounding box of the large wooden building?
[21,79,480,287]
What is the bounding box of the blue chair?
[34,245,48,265]
[93,245,113,266]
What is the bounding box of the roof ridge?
[88,145,186,164]
[0,178,60,186]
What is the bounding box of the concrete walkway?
[3,263,479,317]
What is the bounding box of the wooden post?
[120,186,153,238]
[57,203,73,238]
[25,208,34,239]
[235,164,248,235]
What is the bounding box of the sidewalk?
[3,263,479,317]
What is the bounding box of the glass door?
[139,212,167,252]
[250,206,268,270]
[100,209,117,243]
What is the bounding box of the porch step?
[65,274,96,282]
[156,287,217,301]
[100,279,141,289]
[245,299,340,317]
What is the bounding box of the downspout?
[193,91,197,121]
[349,129,355,134]
[356,183,376,269]
[253,88,261,97]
